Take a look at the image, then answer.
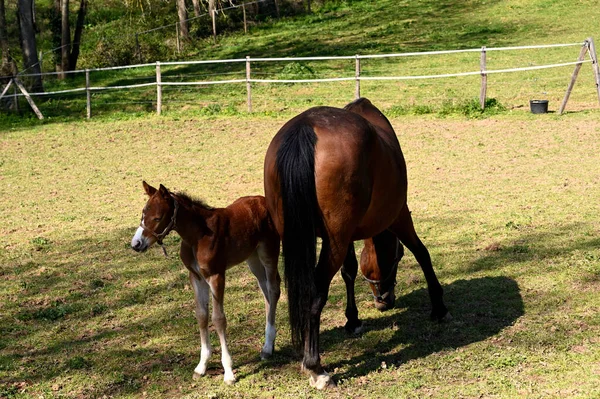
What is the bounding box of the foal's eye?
[153,217,161,222]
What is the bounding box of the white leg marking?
[261,322,276,359]
[190,274,212,378]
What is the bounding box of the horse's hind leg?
[303,235,350,389]
[341,242,362,334]
[206,272,236,384]
[248,244,281,359]
[389,205,450,321]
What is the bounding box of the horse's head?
[360,234,404,311]
[131,181,178,253]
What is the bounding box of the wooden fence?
[2,38,599,120]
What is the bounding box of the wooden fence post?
[480,46,487,110]
[243,3,247,34]
[587,37,600,105]
[355,55,361,100]
[246,56,252,113]
[558,40,589,115]
[13,83,18,112]
[156,61,162,115]
[13,78,43,119]
[86,69,91,119]
[0,79,13,100]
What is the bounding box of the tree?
[191,0,201,18]
[58,0,87,78]
[176,0,189,40]
[17,0,43,91]
[0,0,9,68]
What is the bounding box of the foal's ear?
[143,181,157,196]
[158,184,170,198]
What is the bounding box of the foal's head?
[131,181,177,253]
[360,234,404,311]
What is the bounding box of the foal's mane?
[172,191,215,213]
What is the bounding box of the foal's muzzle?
[131,227,150,252]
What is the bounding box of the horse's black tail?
[276,122,319,351]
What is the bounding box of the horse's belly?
[351,182,406,240]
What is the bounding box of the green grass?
[1,110,600,398]
[5,0,600,126]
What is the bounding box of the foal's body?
[131,183,280,384]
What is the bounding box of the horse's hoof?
[344,320,363,335]
[441,312,453,322]
[431,307,451,322]
[309,373,336,390]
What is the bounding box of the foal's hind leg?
[206,273,236,384]
[389,205,450,321]
[247,246,281,359]
[341,242,363,334]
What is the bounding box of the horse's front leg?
[341,242,362,334]
[207,272,236,384]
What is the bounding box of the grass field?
[1,108,600,398]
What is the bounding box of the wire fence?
[2,38,600,119]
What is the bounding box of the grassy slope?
[1,111,600,398]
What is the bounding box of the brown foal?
[131,182,281,384]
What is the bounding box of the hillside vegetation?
[3,0,600,124]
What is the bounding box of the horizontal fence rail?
[2,39,599,119]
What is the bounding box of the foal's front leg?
[189,270,212,379]
[206,273,236,384]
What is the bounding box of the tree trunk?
[68,0,86,70]
[60,0,69,78]
[304,0,311,13]
[17,0,43,91]
[176,0,189,40]
[209,0,216,42]
[191,0,201,17]
[0,0,10,67]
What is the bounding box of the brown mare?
[264,98,449,389]
[131,182,281,384]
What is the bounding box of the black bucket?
[530,100,549,114]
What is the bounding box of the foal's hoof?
[192,372,204,380]
[309,373,336,390]
[223,376,236,385]
[260,349,273,360]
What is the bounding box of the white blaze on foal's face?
[131,181,171,252]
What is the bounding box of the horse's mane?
[172,191,215,212]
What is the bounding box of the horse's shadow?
[250,276,523,382]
